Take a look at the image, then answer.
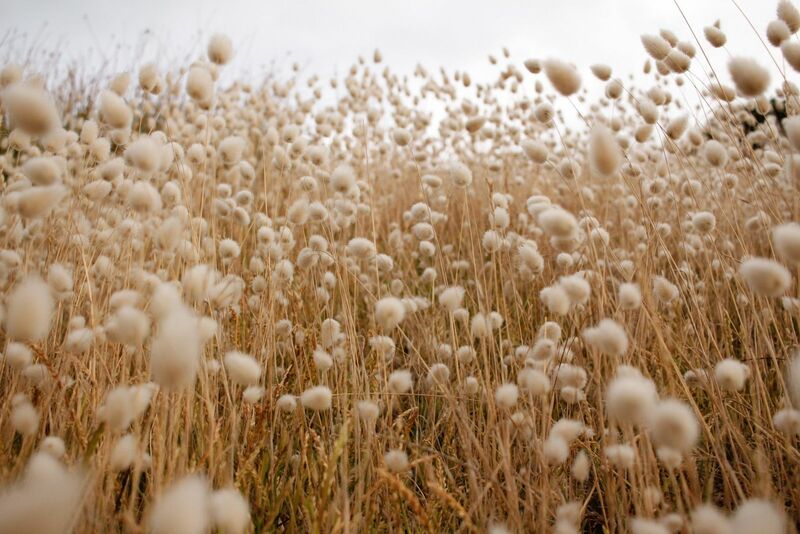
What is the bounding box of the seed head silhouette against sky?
[1,0,779,89]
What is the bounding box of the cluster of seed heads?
[1,2,800,532]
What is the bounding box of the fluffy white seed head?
[210,488,251,534]
[521,139,549,163]
[186,66,214,104]
[772,223,800,264]
[590,63,612,81]
[739,257,791,297]
[543,436,570,465]
[182,264,218,305]
[773,407,800,435]
[767,19,791,47]
[704,24,727,47]
[219,239,241,260]
[641,34,671,60]
[127,181,162,213]
[714,359,749,392]
[630,518,671,534]
[517,368,551,396]
[105,306,150,347]
[388,369,413,394]
[445,161,473,187]
[618,283,642,310]
[438,286,465,312]
[540,286,571,315]
[39,435,66,459]
[692,212,716,234]
[149,475,210,534]
[465,116,486,134]
[393,128,412,146]
[17,185,67,219]
[582,319,628,357]
[224,351,261,386]
[690,504,731,534]
[778,0,800,32]
[100,386,145,432]
[470,313,492,339]
[48,264,73,294]
[4,342,33,370]
[589,125,621,176]
[653,276,680,304]
[319,318,341,349]
[523,58,541,73]
[649,399,699,452]
[207,34,234,65]
[300,385,332,411]
[5,276,53,342]
[384,449,410,473]
[704,141,728,169]
[312,349,333,372]
[0,452,83,534]
[666,114,689,140]
[218,136,246,165]
[728,57,770,97]
[330,164,356,193]
[2,83,60,135]
[242,386,265,404]
[559,274,591,306]
[731,499,786,534]
[569,450,590,482]
[11,399,39,436]
[22,156,62,186]
[543,59,581,96]
[109,434,138,471]
[494,383,519,409]
[357,400,380,424]
[150,306,202,390]
[606,373,658,426]
[427,363,450,386]
[98,90,132,129]
[375,297,406,331]
[538,208,577,238]
[604,444,636,469]
[276,394,297,413]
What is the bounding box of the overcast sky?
[0,0,785,99]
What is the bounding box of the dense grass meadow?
[1,1,800,532]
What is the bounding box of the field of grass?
[1,2,800,533]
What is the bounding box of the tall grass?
[0,2,799,532]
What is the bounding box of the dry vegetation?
[3,2,800,533]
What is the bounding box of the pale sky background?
[0,0,788,114]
